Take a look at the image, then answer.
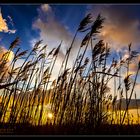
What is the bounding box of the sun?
[47,112,53,119]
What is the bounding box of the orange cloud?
[0,11,8,32]
[88,5,140,50]
[0,8,16,34]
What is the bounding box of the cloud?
[33,4,79,54]
[32,4,81,80]
[88,5,140,51]
[87,5,140,91]
[129,55,140,73]
[118,47,140,76]
[0,9,16,34]
[41,4,52,13]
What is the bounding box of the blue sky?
[0,4,89,51]
[1,4,140,55]
[0,5,39,50]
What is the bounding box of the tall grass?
[0,13,139,134]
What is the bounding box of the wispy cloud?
[32,4,81,80]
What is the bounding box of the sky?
[0,4,88,50]
[1,4,140,98]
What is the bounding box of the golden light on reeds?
[109,109,140,125]
[6,51,14,62]
[2,50,14,62]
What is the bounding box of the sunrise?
[0,4,140,135]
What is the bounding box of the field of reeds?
[0,13,140,135]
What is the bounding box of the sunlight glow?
[47,113,53,119]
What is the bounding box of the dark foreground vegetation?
[1,123,140,135]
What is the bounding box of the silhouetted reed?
[0,13,139,134]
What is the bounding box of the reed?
[0,14,139,134]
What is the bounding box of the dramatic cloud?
[88,5,140,51]
[0,9,16,34]
[87,5,140,95]
[32,4,81,80]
